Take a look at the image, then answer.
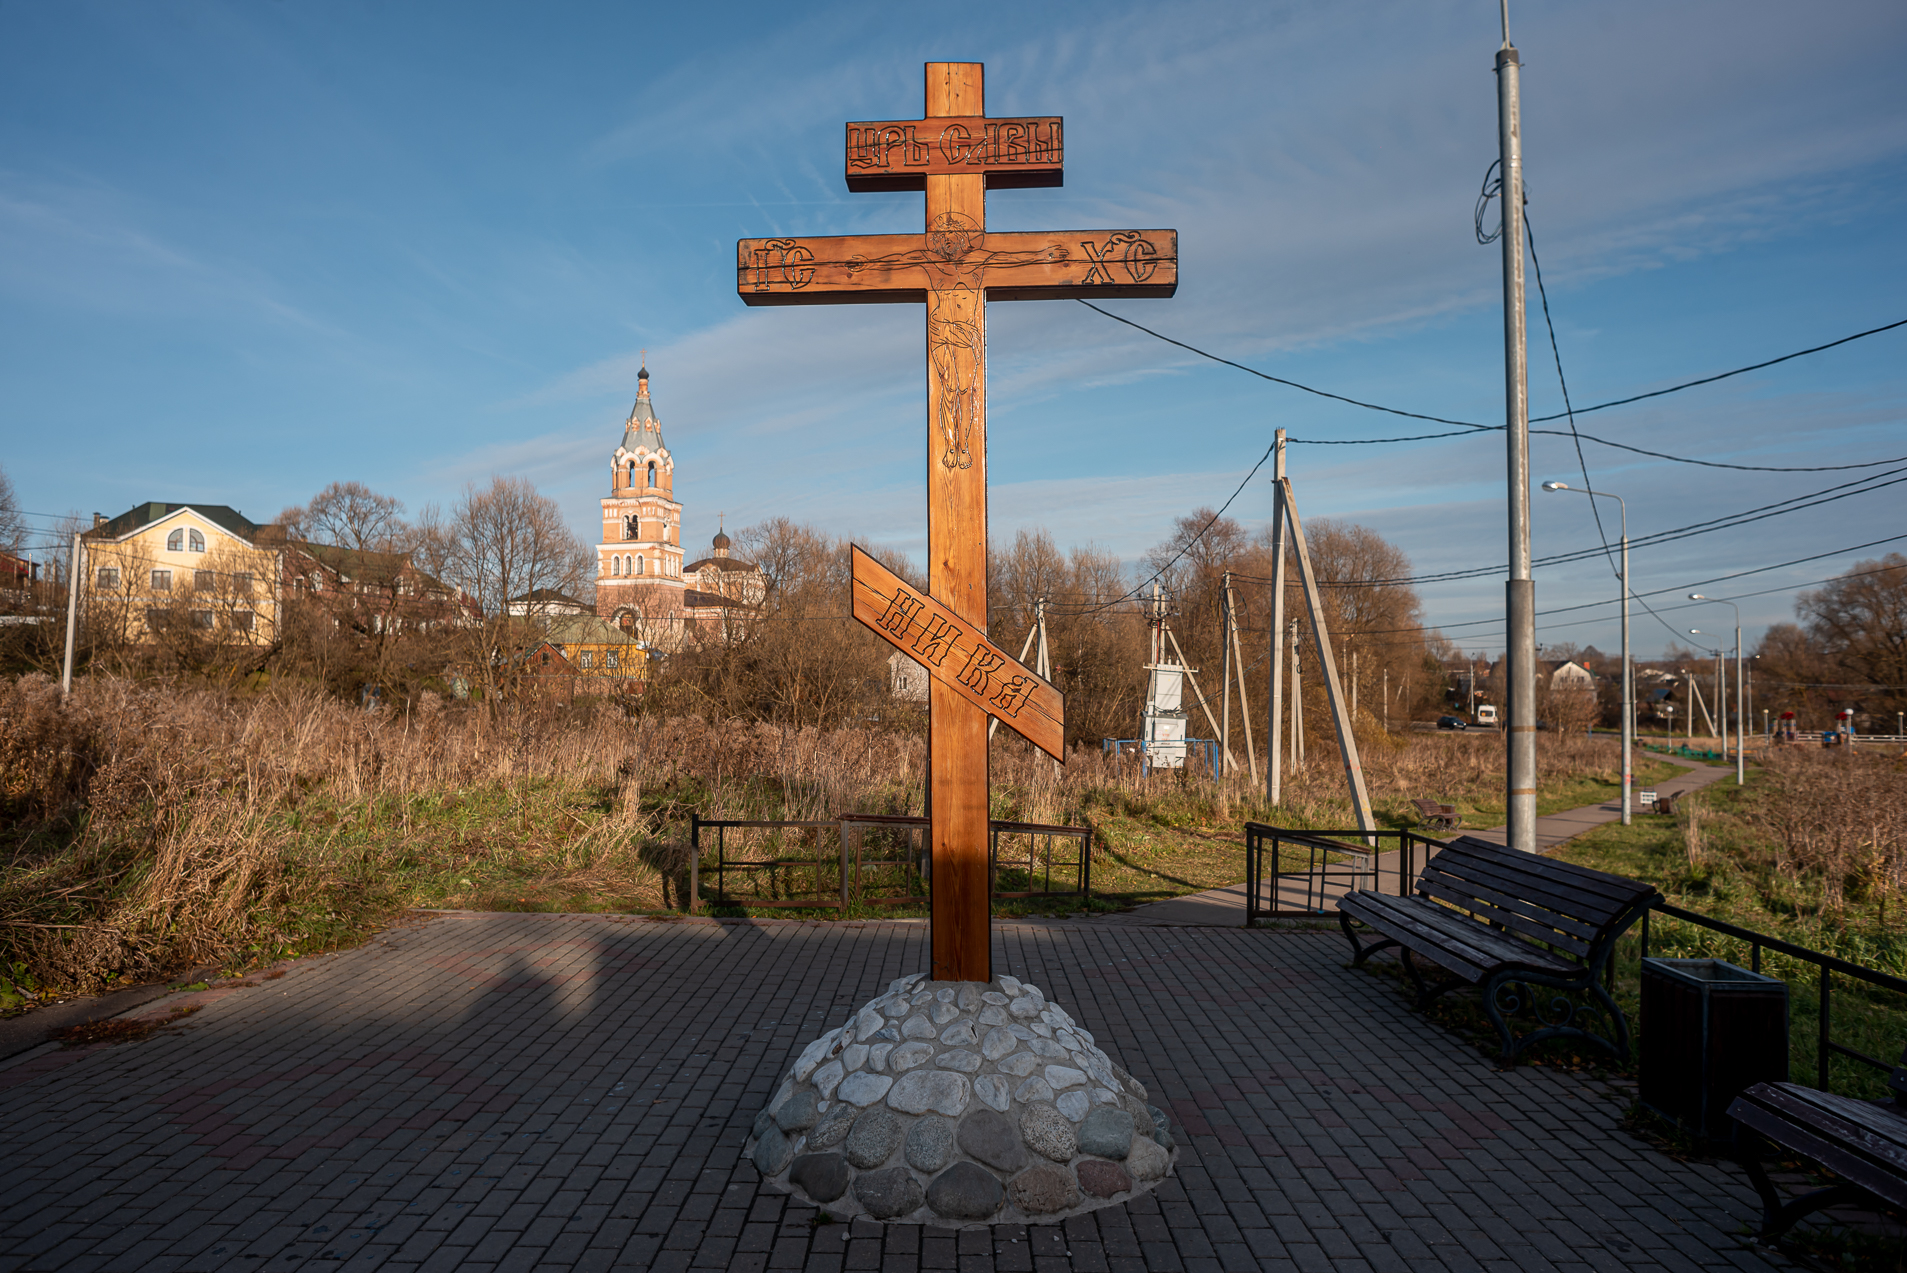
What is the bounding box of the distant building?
[505,589,592,618]
[594,365,686,644]
[83,502,281,646]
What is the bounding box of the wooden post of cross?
[737,62,1177,981]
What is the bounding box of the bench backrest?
[1417,835,1661,961]
[1892,1043,1907,1107]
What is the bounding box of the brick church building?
[593,365,761,647]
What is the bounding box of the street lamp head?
[1541,481,1569,491]
[1689,629,1704,636]
[1688,593,1707,601]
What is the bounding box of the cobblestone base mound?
[744,973,1177,1227]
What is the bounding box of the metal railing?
[1242,824,1448,920]
[689,813,1092,913]
[1638,902,1907,1095]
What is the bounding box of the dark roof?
[509,588,589,606]
[95,502,260,542]
[290,541,449,590]
[620,369,666,454]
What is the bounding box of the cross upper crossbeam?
[846,115,1063,191]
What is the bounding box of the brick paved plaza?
[1,913,1790,1272]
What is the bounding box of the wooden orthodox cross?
[737,63,1177,982]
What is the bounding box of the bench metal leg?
[1483,970,1632,1064]
[1400,949,1467,1012]
[1738,1144,1864,1244]
[1339,912,1400,968]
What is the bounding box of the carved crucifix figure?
[737,63,1177,981]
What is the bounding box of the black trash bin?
[1639,957,1789,1141]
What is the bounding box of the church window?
[189,529,205,553]
[611,556,620,577]
[635,556,645,575]
[647,462,657,488]
[167,530,184,552]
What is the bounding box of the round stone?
[956,1108,1028,1173]
[1078,1108,1135,1160]
[1056,1090,1091,1123]
[936,987,956,1003]
[752,1108,776,1140]
[807,1103,857,1149]
[977,1005,1010,1026]
[973,1074,1011,1112]
[981,1026,1018,1061]
[1121,1094,1151,1125]
[775,1090,821,1133]
[955,984,982,1013]
[812,1060,845,1100]
[844,1107,904,1169]
[1045,1065,1086,1090]
[855,1008,886,1038]
[1012,1076,1054,1105]
[905,1115,955,1173]
[998,1052,1039,1078]
[836,1072,893,1108]
[1031,1037,1067,1060]
[842,1043,869,1073]
[1019,1102,1077,1163]
[752,1125,794,1175]
[868,1043,895,1072]
[1126,1132,1170,1181]
[939,1021,978,1047]
[887,1069,970,1117]
[1008,1163,1079,1215]
[998,975,1024,995]
[901,1015,936,1040]
[934,1049,981,1074]
[882,999,908,1019]
[890,1041,934,1071]
[1076,1159,1132,1199]
[929,1000,960,1025]
[926,1161,1003,1220]
[1009,997,1043,1019]
[788,1153,850,1202]
[1148,1104,1173,1146]
[1091,1088,1120,1107]
[854,1165,924,1220]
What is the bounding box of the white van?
[1475,705,1498,726]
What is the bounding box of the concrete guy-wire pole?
[1497,4,1539,852]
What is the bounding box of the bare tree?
[0,464,26,554]
[288,481,414,554]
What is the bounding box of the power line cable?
[1076,300,1907,471]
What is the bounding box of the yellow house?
[83,502,281,647]
[544,615,650,692]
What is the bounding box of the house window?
[235,572,254,594]
[540,650,550,665]
[167,530,184,552]
[145,607,170,630]
[97,568,120,589]
[189,529,205,553]
[308,572,323,593]
[647,462,657,488]
[190,610,214,629]
[580,651,594,669]
[605,650,619,670]
[151,569,172,591]
[233,610,255,631]
[195,570,215,590]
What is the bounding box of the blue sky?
[3,0,1903,659]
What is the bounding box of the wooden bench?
[1727,1049,1907,1243]
[1410,798,1459,833]
[1338,835,1660,1063]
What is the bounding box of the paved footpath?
[1,913,1789,1273]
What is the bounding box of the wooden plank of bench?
[1414,876,1601,952]
[1443,837,1656,906]
[1730,1090,1907,1210]
[1743,1085,1907,1171]
[1428,845,1648,919]
[1340,893,1578,982]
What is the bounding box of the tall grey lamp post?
[1541,481,1631,824]
[1690,593,1745,785]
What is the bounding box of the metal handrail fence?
[1637,902,1907,1095]
[1243,824,1447,921]
[688,817,846,911]
[689,813,1093,913]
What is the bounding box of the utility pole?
[1291,618,1304,771]
[60,532,83,698]
[1267,430,1287,805]
[1220,570,1233,778]
[1497,2,1538,852]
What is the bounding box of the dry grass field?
[1,674,1675,1004]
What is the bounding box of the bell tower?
[597,363,686,636]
